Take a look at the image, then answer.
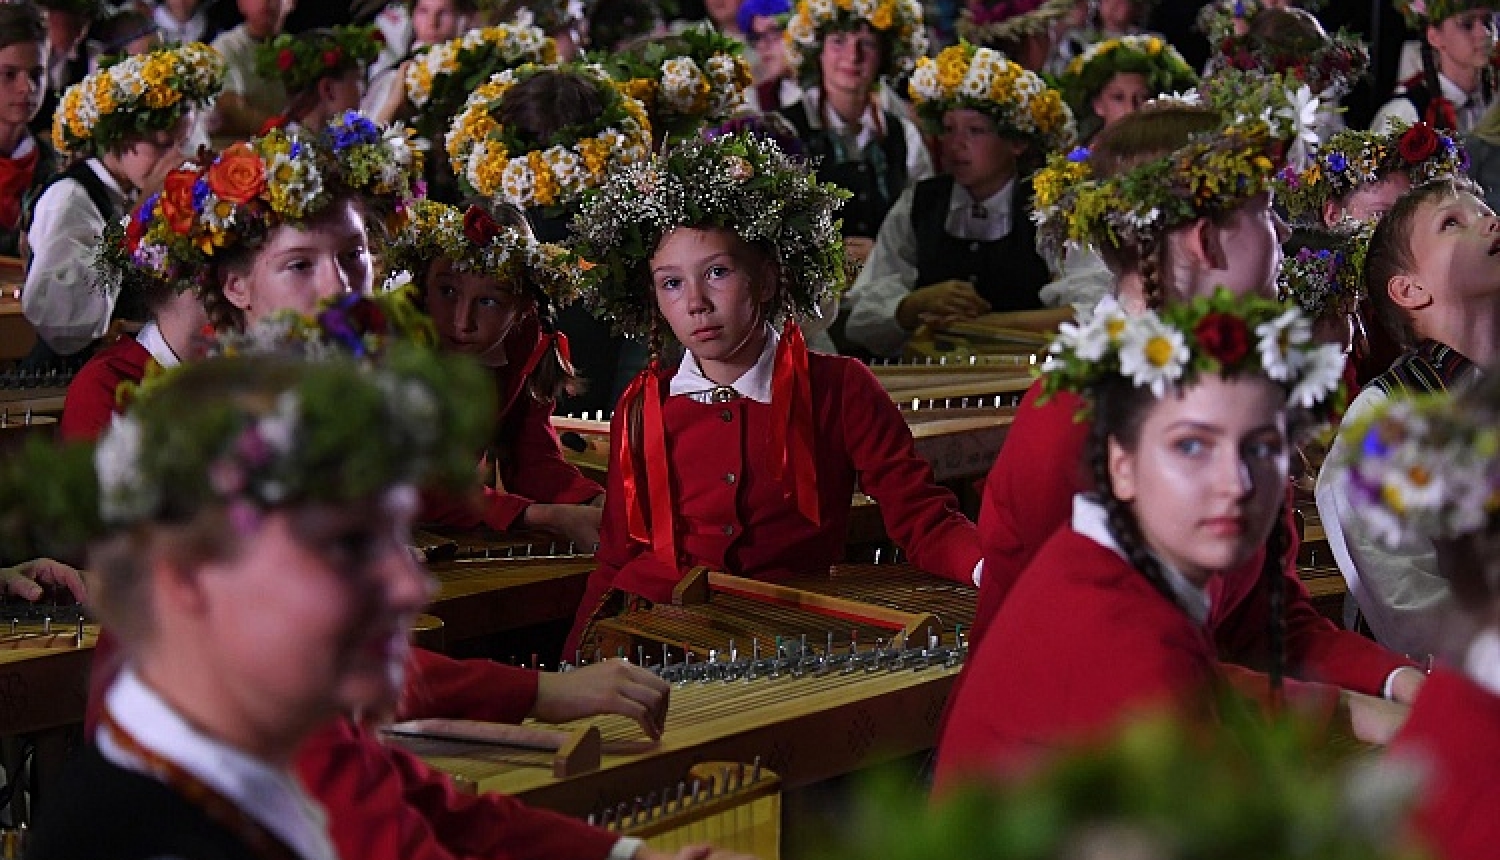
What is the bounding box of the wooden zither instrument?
[389,563,974,823]
[0,602,97,737]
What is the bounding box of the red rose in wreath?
[276,47,296,73]
[323,47,343,68]
[1194,312,1251,367]
[463,205,502,247]
[1398,123,1440,163]
[159,167,201,235]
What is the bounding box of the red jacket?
[60,335,153,441]
[1388,667,1500,860]
[565,352,982,654]
[297,718,621,860]
[970,378,1410,695]
[421,313,602,532]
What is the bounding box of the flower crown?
[99,116,422,300]
[908,43,1077,153]
[1032,72,1318,260]
[602,23,754,144]
[1041,290,1346,415]
[0,346,491,559]
[1273,122,1466,225]
[570,132,851,335]
[1059,35,1199,124]
[784,0,929,86]
[1395,0,1500,28]
[445,62,652,211]
[255,24,383,95]
[208,287,436,363]
[1276,221,1373,318]
[386,199,586,307]
[53,42,224,156]
[1206,26,1369,101]
[1335,389,1500,549]
[1194,0,1327,43]
[956,0,1073,47]
[404,21,557,142]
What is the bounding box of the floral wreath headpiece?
[53,42,225,156]
[99,114,423,301]
[445,62,652,211]
[1395,0,1500,29]
[783,0,929,86]
[0,346,491,560]
[1041,290,1347,418]
[1273,121,1466,225]
[1032,70,1320,260]
[1206,26,1370,101]
[602,23,754,144]
[1335,388,1500,549]
[908,42,1077,153]
[956,0,1073,48]
[1195,0,1326,44]
[1058,35,1199,124]
[386,199,587,307]
[404,21,557,142]
[207,287,436,364]
[1276,221,1373,319]
[571,132,851,335]
[255,24,384,95]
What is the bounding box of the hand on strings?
[1341,690,1410,745]
[522,502,603,552]
[895,280,991,331]
[533,658,671,740]
[0,558,88,604]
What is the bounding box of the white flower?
[96,415,153,523]
[1255,308,1312,382]
[1060,295,1127,362]
[500,158,537,206]
[1277,85,1322,169]
[909,64,939,101]
[257,391,301,457]
[1119,315,1189,396]
[807,0,835,21]
[958,69,992,99]
[382,270,414,293]
[1286,342,1344,409]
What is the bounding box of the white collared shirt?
[135,321,182,368]
[153,4,209,45]
[1372,70,1493,135]
[669,324,779,403]
[944,179,1014,241]
[794,86,935,184]
[99,669,338,860]
[1071,493,1212,625]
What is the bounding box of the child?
[957,0,1073,71]
[209,0,295,139]
[1316,178,1500,664]
[22,42,223,361]
[844,44,1075,358]
[1058,33,1197,144]
[564,132,983,656]
[737,0,794,112]
[364,0,477,120]
[256,25,383,133]
[31,0,98,138]
[969,94,1422,701]
[935,293,1388,787]
[388,199,605,549]
[1277,122,1468,229]
[0,2,54,258]
[5,346,488,860]
[1373,0,1498,134]
[1333,376,1500,860]
[153,0,217,46]
[777,0,932,254]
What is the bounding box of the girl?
[1059,34,1197,144]
[1374,0,1497,134]
[0,2,53,259]
[4,346,487,860]
[388,199,605,549]
[845,44,1075,358]
[935,293,1387,786]
[563,132,983,656]
[1334,375,1500,860]
[957,0,1073,71]
[969,95,1422,701]
[255,26,383,133]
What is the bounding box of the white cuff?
[972,559,984,588]
[1382,666,1423,701]
[613,837,646,860]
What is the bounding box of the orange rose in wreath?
[207,143,268,205]
[159,167,200,235]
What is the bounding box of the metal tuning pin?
[751,756,763,784]
[873,547,882,565]
[75,617,85,648]
[728,638,738,663]
[637,645,646,667]
[42,617,50,635]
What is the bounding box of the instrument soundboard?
[426,553,597,646]
[0,603,97,736]
[905,307,1071,364]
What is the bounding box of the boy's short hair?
[0,3,45,52]
[1364,176,1482,349]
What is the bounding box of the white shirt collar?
[135,321,181,368]
[1071,494,1211,625]
[947,179,1014,215]
[99,669,338,860]
[945,178,1016,241]
[85,157,131,205]
[1465,630,1500,697]
[1437,71,1473,108]
[669,324,779,404]
[799,86,883,148]
[3,133,35,161]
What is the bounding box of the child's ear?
[1387,273,1433,313]
[1176,216,1224,271]
[1107,436,1138,502]
[221,267,254,312]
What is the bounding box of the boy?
[1316,177,1500,662]
[1373,0,1498,134]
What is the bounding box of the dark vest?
[1368,339,1479,398]
[911,175,1048,313]
[778,99,908,238]
[27,745,270,860]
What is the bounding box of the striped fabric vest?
[1367,339,1480,398]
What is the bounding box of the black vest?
[778,99,908,238]
[911,176,1048,313]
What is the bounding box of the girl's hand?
[1,558,88,604]
[533,658,670,739]
[522,503,603,551]
[1342,690,1409,745]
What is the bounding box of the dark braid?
[1263,509,1289,709]
[1138,238,1165,311]
[1088,379,1185,610]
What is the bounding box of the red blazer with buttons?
[968,377,1412,696]
[1388,667,1500,860]
[565,352,982,654]
[60,335,153,442]
[297,718,621,860]
[420,314,602,533]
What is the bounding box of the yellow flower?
[870,0,895,30]
[936,46,967,91]
[529,151,558,207]
[577,137,609,177]
[472,152,507,197]
[143,86,180,109]
[836,0,853,10]
[142,57,171,89]
[1146,37,1163,55]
